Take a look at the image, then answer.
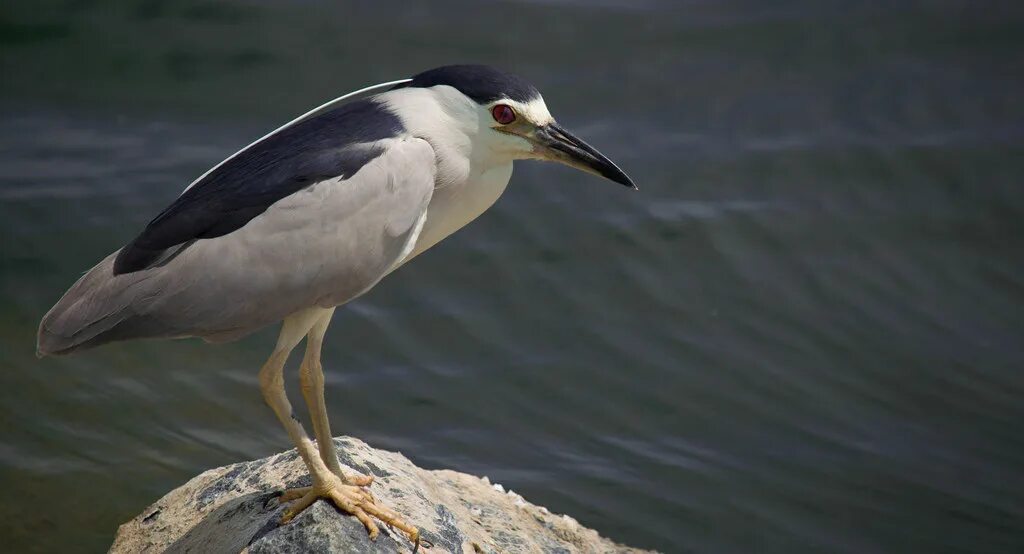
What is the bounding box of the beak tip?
[615,174,637,190]
[541,122,637,191]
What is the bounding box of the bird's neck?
[378,87,513,265]
[379,87,507,189]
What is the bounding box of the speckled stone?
[109,436,651,554]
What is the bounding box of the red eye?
[491,104,516,124]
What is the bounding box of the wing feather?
[39,136,437,353]
[113,98,405,274]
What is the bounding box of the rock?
[110,437,651,553]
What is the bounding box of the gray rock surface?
[109,437,650,553]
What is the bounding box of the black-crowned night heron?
[37,64,635,545]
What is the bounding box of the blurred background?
[2,0,1023,552]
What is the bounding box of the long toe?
[278,486,312,502]
[342,472,374,487]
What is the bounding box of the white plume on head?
[181,78,413,196]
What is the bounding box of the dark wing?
[113,99,404,275]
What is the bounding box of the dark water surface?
[2,1,1024,552]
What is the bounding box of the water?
[2,1,1023,552]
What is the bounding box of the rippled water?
[2,1,1023,552]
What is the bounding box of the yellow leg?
[260,307,418,544]
[298,308,372,486]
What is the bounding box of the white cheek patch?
[504,96,554,126]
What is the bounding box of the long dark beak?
[534,122,637,189]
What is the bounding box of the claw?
[280,489,318,523]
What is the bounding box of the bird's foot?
[279,473,419,545]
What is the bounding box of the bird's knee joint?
[258,372,277,394]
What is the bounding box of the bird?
[37,64,635,545]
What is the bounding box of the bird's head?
[392,65,636,189]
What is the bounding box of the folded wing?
[114,98,405,274]
[40,118,437,355]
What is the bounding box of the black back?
[113,98,403,275]
[394,64,540,104]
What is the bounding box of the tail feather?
[37,252,149,356]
